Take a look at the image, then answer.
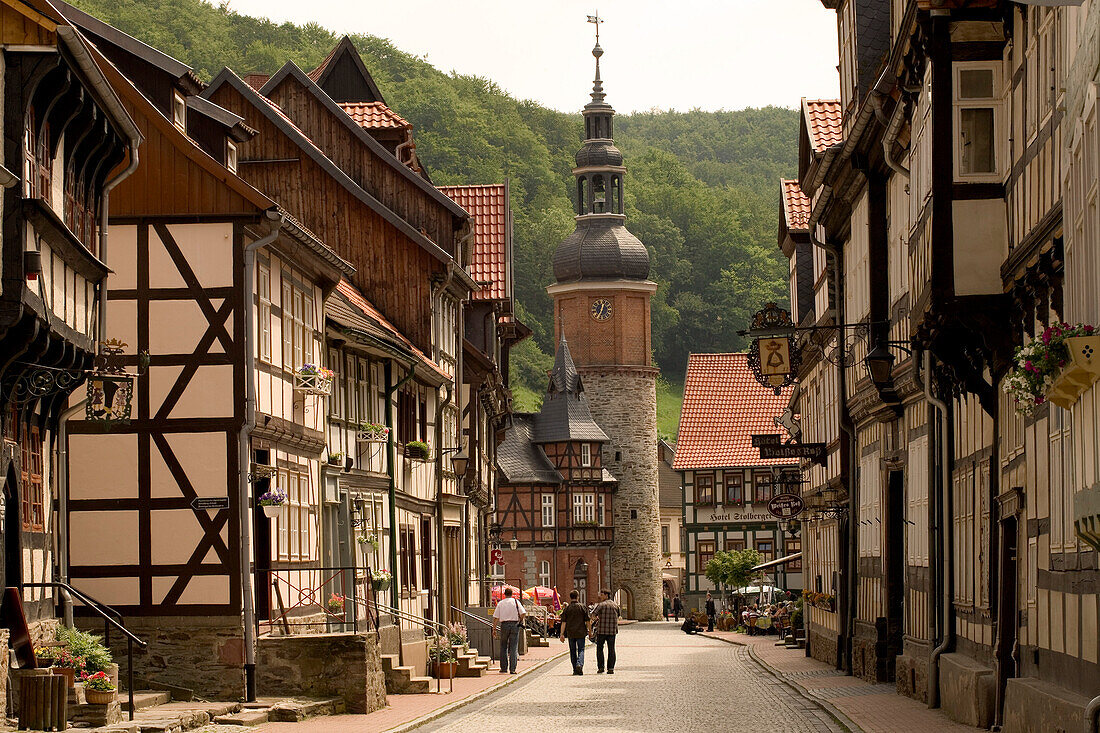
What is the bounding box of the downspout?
[924,350,953,708]
[880,97,910,180]
[1084,697,1100,733]
[57,398,87,627]
[239,209,284,702]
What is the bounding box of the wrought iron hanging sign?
[746,303,800,395]
[85,339,146,424]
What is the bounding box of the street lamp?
[510,534,519,551]
[864,341,896,389]
[440,446,470,477]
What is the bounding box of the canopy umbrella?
[524,586,561,609]
[490,584,522,603]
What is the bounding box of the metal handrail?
[24,581,146,721]
[366,600,453,694]
[450,605,495,663]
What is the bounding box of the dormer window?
[172,92,187,132]
[226,140,238,173]
[581,443,592,467]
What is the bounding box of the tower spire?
[587,12,605,104]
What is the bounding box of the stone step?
[214,709,270,726]
[121,690,172,712]
[265,697,345,722]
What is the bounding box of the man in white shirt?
[492,587,527,674]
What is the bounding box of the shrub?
[56,626,112,673]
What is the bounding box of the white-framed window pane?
[581,443,591,467]
[959,68,994,99]
[584,494,594,522]
[573,494,583,523]
[960,108,996,174]
[542,494,554,527]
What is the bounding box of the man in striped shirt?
[590,589,620,674]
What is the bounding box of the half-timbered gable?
[0,0,139,635]
[674,353,800,610]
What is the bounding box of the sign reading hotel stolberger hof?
[767,493,805,520]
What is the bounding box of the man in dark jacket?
[558,590,590,675]
[705,592,716,632]
[672,594,683,621]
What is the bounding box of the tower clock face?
[590,298,612,322]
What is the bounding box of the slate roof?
[497,415,563,484]
[553,218,650,282]
[802,99,843,153]
[673,353,796,471]
[781,179,811,233]
[438,184,511,302]
[339,102,411,130]
[531,338,608,444]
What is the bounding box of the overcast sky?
[223,0,840,113]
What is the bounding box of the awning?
[751,552,802,572]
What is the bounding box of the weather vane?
[587,11,603,44]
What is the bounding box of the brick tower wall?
[580,366,663,621]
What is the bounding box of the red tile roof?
[335,279,450,381]
[437,184,510,302]
[802,99,843,153]
[781,179,811,232]
[244,73,270,91]
[673,353,796,471]
[339,102,410,130]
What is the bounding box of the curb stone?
[702,632,859,733]
[380,647,570,733]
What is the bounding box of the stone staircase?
[526,629,550,648]
[381,653,434,694]
[83,693,343,731]
[453,644,491,677]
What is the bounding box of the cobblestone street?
[418,622,844,733]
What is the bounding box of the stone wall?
[1002,676,1090,733]
[939,652,995,729]
[0,629,8,720]
[582,367,663,621]
[256,632,386,714]
[808,628,838,668]
[895,638,929,703]
[80,615,245,701]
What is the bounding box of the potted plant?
[293,364,334,396]
[258,488,287,518]
[1005,323,1099,414]
[34,645,57,667]
[51,649,86,687]
[405,440,432,461]
[326,593,345,616]
[357,422,389,443]
[370,568,392,592]
[446,622,469,652]
[429,637,457,679]
[83,671,117,704]
[357,534,379,552]
[327,451,344,466]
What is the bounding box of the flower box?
[262,504,283,519]
[85,687,116,705]
[404,441,432,461]
[1006,324,1099,415]
[1047,335,1100,408]
[357,423,390,443]
[294,372,333,396]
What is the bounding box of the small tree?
[704,548,763,606]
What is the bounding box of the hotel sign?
[751,434,782,448]
[759,442,827,465]
[768,493,805,519]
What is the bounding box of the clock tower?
[547,34,662,620]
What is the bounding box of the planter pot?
[404,444,431,461]
[1068,335,1100,374]
[327,457,343,466]
[261,504,284,519]
[357,431,388,444]
[52,667,76,687]
[293,372,332,396]
[371,577,392,592]
[433,661,457,679]
[85,688,117,705]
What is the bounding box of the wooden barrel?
[18,673,67,730]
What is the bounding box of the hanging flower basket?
[404,441,432,461]
[370,569,392,591]
[1004,323,1099,415]
[293,365,334,396]
[357,423,390,443]
[258,488,286,518]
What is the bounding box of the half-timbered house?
[0,0,139,643]
[658,440,686,600]
[496,338,616,604]
[673,353,800,612]
[59,27,352,699]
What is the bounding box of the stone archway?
[617,585,635,620]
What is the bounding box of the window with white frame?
[281,268,314,372]
[597,494,605,525]
[1049,405,1076,556]
[226,140,238,173]
[542,494,555,527]
[538,560,551,588]
[345,352,358,423]
[580,443,592,467]
[172,92,187,132]
[276,467,314,561]
[573,492,595,523]
[329,348,343,419]
[838,0,857,112]
[258,262,271,362]
[955,63,1002,180]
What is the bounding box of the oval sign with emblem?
[768,493,805,520]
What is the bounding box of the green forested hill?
[69,0,797,428]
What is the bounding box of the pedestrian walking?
[559,590,590,675]
[705,592,716,632]
[590,589,620,674]
[663,593,671,621]
[672,594,683,622]
[492,587,526,674]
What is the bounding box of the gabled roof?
[256,61,469,221]
[497,415,563,485]
[531,338,608,444]
[203,68,467,270]
[673,353,795,471]
[339,101,410,130]
[781,179,811,233]
[330,278,449,383]
[51,0,202,94]
[438,184,511,302]
[802,99,843,154]
[185,94,256,142]
[307,36,385,104]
